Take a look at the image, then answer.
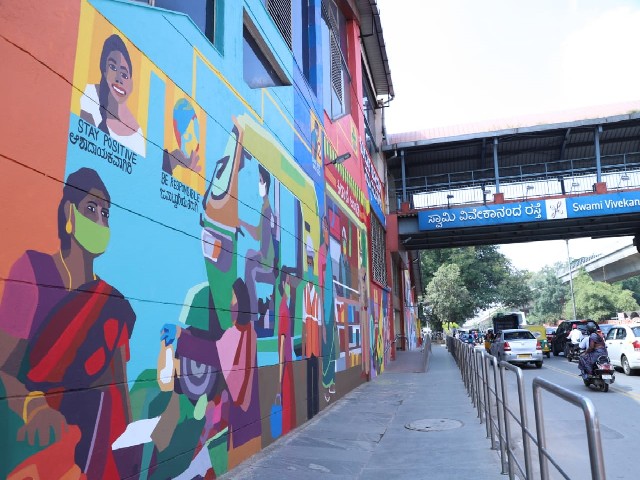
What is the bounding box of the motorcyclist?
[578,321,608,378]
[578,332,590,350]
[566,323,583,359]
[567,323,582,345]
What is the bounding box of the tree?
[497,267,533,310]
[425,263,473,330]
[421,245,512,311]
[616,275,640,306]
[527,266,568,325]
[562,270,640,321]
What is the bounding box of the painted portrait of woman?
[0,168,136,479]
[80,34,146,156]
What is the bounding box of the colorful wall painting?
[0,1,393,478]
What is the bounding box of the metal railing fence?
[445,335,607,480]
[532,378,606,480]
[395,152,640,210]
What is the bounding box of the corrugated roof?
[383,101,640,190]
[385,100,640,146]
[357,0,394,98]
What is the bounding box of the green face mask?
[72,204,110,254]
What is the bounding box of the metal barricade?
[532,377,606,480]
[483,352,507,473]
[499,361,534,480]
[445,335,607,480]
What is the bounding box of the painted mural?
[370,285,391,377]
[403,268,419,351]
[0,1,392,478]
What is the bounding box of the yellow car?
[524,325,550,358]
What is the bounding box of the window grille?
[321,1,343,104]
[267,0,292,50]
[371,215,388,286]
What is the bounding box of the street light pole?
[565,239,578,320]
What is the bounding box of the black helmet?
[586,321,597,334]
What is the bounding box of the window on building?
[243,12,291,88]
[299,0,314,87]
[264,1,315,89]
[151,0,222,47]
[320,0,350,119]
[362,70,377,154]
[265,0,293,50]
[370,214,388,287]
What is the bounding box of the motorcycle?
[581,354,615,392]
[565,342,581,362]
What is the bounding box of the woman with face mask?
[0,168,136,479]
[238,165,277,324]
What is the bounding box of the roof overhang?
[356,0,394,99]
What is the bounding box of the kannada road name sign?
[417,191,640,230]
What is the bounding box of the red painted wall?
[0,2,81,299]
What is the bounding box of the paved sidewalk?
[221,344,503,479]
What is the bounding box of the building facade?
[0,0,406,478]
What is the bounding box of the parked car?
[604,324,640,375]
[552,320,599,356]
[524,325,551,358]
[491,329,543,368]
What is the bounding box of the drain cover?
[405,418,463,432]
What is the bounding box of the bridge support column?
[593,182,607,194]
[493,137,500,193]
[595,125,602,183]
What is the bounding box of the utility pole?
[565,239,578,320]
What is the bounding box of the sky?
[376,0,640,271]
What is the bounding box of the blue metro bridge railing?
[394,152,640,210]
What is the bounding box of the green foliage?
[528,266,568,324]
[425,263,474,330]
[616,275,640,305]
[421,246,511,311]
[498,267,533,309]
[562,270,640,321]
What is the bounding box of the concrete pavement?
[221,343,504,479]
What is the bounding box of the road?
[485,348,640,479]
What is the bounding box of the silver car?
[491,329,543,368]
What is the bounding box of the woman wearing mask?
[0,167,136,479]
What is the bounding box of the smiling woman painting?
[80,33,146,156]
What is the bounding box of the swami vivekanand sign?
[418,191,640,230]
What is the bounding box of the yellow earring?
[65,204,73,234]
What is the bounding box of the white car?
[604,324,640,375]
[491,329,543,368]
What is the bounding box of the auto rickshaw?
[524,325,551,358]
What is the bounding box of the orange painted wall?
[0,1,81,298]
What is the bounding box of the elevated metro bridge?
[383,109,640,251]
[558,241,640,284]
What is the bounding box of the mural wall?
[0,0,391,478]
[403,268,419,351]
